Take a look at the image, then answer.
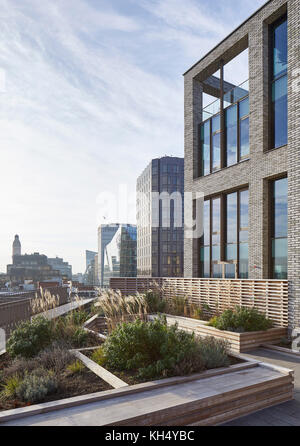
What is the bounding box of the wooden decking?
[0,363,293,426]
[223,348,300,426]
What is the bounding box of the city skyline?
[0,0,265,273]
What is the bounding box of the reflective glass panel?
[203,200,210,246]
[227,193,237,244]
[240,190,249,229]
[273,18,288,78]
[201,121,210,176]
[212,114,220,133]
[226,105,238,166]
[239,97,249,118]
[272,75,288,148]
[201,247,210,278]
[274,178,288,238]
[212,198,220,244]
[272,238,287,279]
[240,117,249,158]
[239,243,249,279]
[212,133,221,171]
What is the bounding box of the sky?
[0,0,266,274]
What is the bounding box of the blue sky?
[0,0,265,273]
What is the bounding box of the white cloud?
[0,0,266,273]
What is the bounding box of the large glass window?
[271,16,287,149]
[225,97,249,167]
[200,189,249,279]
[271,178,287,279]
[201,94,249,176]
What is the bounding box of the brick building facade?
[184,0,300,329]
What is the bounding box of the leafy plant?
[7,317,53,359]
[144,290,167,314]
[91,347,107,366]
[0,374,23,401]
[36,346,74,373]
[95,289,148,332]
[65,310,89,327]
[66,360,85,375]
[168,296,188,317]
[51,317,89,348]
[189,305,203,320]
[102,317,229,380]
[209,307,273,333]
[16,370,57,403]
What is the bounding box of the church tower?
[12,234,21,259]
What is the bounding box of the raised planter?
[192,324,287,353]
[0,356,293,426]
[85,314,287,353]
[148,314,286,353]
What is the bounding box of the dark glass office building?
[137,156,184,277]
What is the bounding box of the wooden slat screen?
[109,278,289,328]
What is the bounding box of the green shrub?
[36,346,74,372]
[91,347,107,366]
[209,307,273,333]
[16,370,57,403]
[144,290,167,314]
[65,310,89,326]
[168,296,188,317]
[197,337,230,369]
[66,360,85,375]
[102,317,229,380]
[0,374,23,401]
[7,317,53,359]
[51,318,89,348]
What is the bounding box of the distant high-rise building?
[94,254,99,286]
[85,250,97,271]
[72,273,84,284]
[98,224,120,287]
[12,235,21,259]
[47,257,72,279]
[103,225,137,287]
[137,156,184,277]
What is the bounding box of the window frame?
[200,187,249,278]
[200,95,249,177]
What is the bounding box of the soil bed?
[84,351,244,386]
[0,352,112,412]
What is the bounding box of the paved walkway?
[224,348,300,426]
